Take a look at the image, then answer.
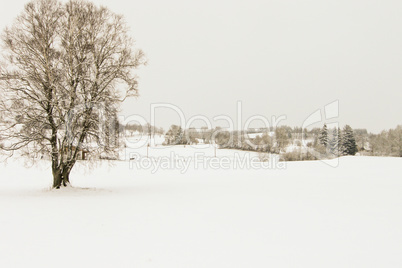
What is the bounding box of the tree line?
[163,124,402,159]
[122,123,164,136]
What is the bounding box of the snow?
[0,149,401,268]
[247,131,274,139]
[123,134,165,147]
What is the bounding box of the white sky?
[1,0,402,133]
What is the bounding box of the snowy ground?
[0,147,401,267]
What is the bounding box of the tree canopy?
[0,0,145,188]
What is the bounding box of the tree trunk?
[52,169,62,189]
[52,165,72,189]
[62,167,71,187]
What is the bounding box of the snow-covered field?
[0,146,401,267]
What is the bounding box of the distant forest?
[120,123,401,159]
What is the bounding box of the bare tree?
[0,0,145,188]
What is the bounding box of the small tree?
[165,125,184,145]
[274,127,290,153]
[175,126,184,144]
[0,0,145,188]
[261,133,273,153]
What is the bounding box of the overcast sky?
[1,0,401,133]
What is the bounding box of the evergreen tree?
[337,127,347,156]
[329,128,339,156]
[342,125,358,155]
[318,124,329,147]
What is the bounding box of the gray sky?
[1,0,402,133]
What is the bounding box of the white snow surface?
[0,149,401,268]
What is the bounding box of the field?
[0,145,401,268]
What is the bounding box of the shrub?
[280,150,319,161]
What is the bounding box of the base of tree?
[53,181,71,189]
[49,185,100,193]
